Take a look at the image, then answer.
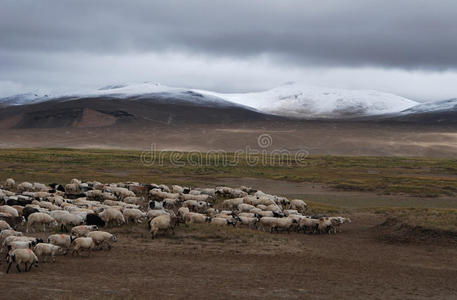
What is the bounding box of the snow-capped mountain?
[4,81,456,120]
[205,82,419,118]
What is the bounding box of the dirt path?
[1,213,456,299]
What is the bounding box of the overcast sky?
[1,0,457,100]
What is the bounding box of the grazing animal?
[47,234,75,250]
[86,213,105,227]
[26,213,58,233]
[87,231,117,250]
[34,243,64,263]
[71,225,98,237]
[148,215,177,238]
[72,237,95,256]
[6,248,39,273]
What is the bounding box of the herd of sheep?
[0,178,351,274]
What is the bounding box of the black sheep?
[22,207,39,221]
[49,183,65,192]
[86,213,105,227]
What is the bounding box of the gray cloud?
[1,0,457,69]
[1,0,457,100]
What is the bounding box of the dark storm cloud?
[1,0,456,69]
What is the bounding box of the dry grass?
[372,207,457,232]
[1,148,457,197]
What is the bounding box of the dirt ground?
[1,212,457,299]
[0,121,457,157]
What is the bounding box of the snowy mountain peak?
[209,83,419,118]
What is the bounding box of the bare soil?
[1,213,457,299]
[0,121,457,157]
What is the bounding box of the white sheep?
[271,217,298,233]
[111,187,135,200]
[238,216,259,229]
[123,208,146,224]
[289,199,308,213]
[16,182,34,193]
[85,190,104,201]
[149,189,179,201]
[182,200,199,211]
[299,217,319,233]
[99,208,125,226]
[0,205,19,217]
[6,248,39,273]
[158,184,170,192]
[87,231,117,250]
[0,220,12,230]
[177,207,189,218]
[163,198,181,209]
[34,243,64,263]
[210,217,234,226]
[65,182,80,195]
[221,198,244,210]
[60,213,84,231]
[184,212,210,224]
[38,201,60,211]
[205,208,218,218]
[181,193,213,203]
[123,196,144,205]
[72,237,95,256]
[147,209,170,219]
[5,178,15,190]
[71,225,99,237]
[27,212,58,233]
[149,215,176,238]
[238,212,255,218]
[7,241,34,253]
[171,185,185,193]
[265,204,282,212]
[47,234,75,249]
[238,203,255,213]
[258,217,278,232]
[255,211,274,218]
[33,182,49,192]
[318,217,338,234]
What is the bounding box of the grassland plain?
[1,148,457,232]
[1,148,457,195]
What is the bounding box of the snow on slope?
[74,82,255,109]
[399,98,457,114]
[201,82,419,118]
[0,93,49,106]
